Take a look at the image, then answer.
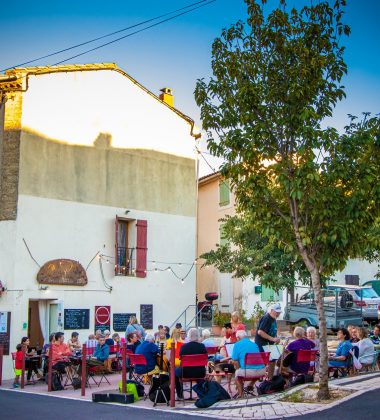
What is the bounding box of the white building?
[0,63,199,379]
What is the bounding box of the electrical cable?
[1,0,211,72]
[51,0,216,66]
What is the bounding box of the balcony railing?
[115,247,135,276]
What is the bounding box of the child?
[13,344,23,388]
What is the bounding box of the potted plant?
[212,309,231,336]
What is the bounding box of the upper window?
[261,285,283,302]
[219,180,230,207]
[115,217,147,278]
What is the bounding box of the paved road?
[0,390,213,420]
[286,388,379,420]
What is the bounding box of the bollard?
[81,344,86,396]
[0,345,3,386]
[170,341,176,407]
[21,345,26,389]
[121,342,126,394]
[47,342,53,392]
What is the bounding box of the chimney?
[159,87,174,107]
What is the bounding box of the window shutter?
[219,181,230,206]
[136,220,147,278]
[261,285,275,301]
[219,223,228,246]
[115,217,119,275]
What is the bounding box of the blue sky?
[1,0,379,174]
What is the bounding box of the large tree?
[195,0,380,399]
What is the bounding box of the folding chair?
[85,347,110,387]
[179,353,209,403]
[236,352,270,397]
[129,353,152,398]
[296,349,318,376]
[329,349,354,378]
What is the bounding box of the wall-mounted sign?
[113,313,136,332]
[64,309,90,330]
[37,259,87,286]
[95,305,111,333]
[0,312,11,355]
[140,304,153,330]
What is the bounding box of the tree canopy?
[195,0,380,399]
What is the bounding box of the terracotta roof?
[198,171,220,185]
[0,63,200,139]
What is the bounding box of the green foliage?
[213,310,231,326]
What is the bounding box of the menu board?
[64,309,89,330]
[0,312,11,355]
[113,313,136,332]
[140,304,153,330]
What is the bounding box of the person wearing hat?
[254,303,282,379]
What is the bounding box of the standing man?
[254,303,282,379]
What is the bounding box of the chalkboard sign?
[140,304,153,329]
[113,313,136,332]
[0,312,11,355]
[64,309,89,330]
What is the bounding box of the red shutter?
[115,217,119,275]
[136,220,147,278]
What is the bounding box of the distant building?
[197,172,379,317]
[0,63,200,379]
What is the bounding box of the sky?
[1,0,379,176]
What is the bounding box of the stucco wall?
[0,194,196,379]
[19,130,196,217]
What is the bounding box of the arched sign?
[37,259,88,286]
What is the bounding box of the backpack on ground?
[257,375,286,395]
[194,380,230,408]
[289,373,314,388]
[51,372,64,391]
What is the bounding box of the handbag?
[350,349,362,370]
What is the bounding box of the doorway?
[28,300,44,349]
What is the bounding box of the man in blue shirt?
[232,329,266,397]
[135,334,159,374]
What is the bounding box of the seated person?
[126,333,140,353]
[85,334,98,350]
[348,325,359,343]
[103,330,114,346]
[306,326,320,351]
[154,324,164,341]
[92,335,110,371]
[201,329,216,347]
[369,324,380,345]
[175,328,207,399]
[51,332,73,374]
[67,332,81,353]
[328,328,352,368]
[134,334,159,374]
[166,329,185,367]
[155,328,168,345]
[164,326,170,339]
[354,327,375,366]
[42,333,56,376]
[232,329,266,398]
[282,326,314,375]
[21,336,41,383]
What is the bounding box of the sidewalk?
[1,371,380,419]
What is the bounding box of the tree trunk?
[309,267,330,400]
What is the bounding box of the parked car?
[325,285,380,321]
[285,287,363,329]
[362,280,380,297]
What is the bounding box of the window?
[219,223,228,247]
[219,180,230,206]
[261,285,283,302]
[115,217,147,278]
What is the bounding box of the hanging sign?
[0,312,11,355]
[95,305,111,333]
[140,304,153,330]
[37,259,87,286]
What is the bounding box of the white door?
[49,300,64,334]
[219,273,233,312]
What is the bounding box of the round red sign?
[95,306,110,324]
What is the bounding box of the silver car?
[326,285,380,321]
